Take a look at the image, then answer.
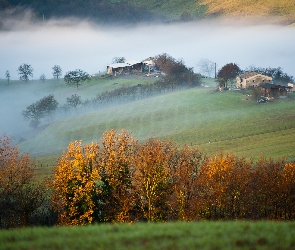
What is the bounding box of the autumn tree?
[18,63,33,83]
[22,94,58,128]
[97,129,136,222]
[64,69,90,89]
[52,65,62,80]
[0,134,47,228]
[217,63,241,89]
[133,138,176,222]
[49,140,100,225]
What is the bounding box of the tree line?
[1,130,295,228]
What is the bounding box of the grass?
[1,221,295,250]
[108,0,295,24]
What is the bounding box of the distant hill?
[1,0,295,25]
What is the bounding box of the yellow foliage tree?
[50,140,100,225]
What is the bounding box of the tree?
[22,94,58,128]
[64,69,90,89]
[52,65,62,80]
[18,63,33,83]
[198,59,215,78]
[0,134,47,228]
[40,74,46,83]
[217,63,241,89]
[112,57,126,63]
[66,94,82,109]
[5,70,10,84]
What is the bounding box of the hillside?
[15,76,295,168]
[1,0,295,24]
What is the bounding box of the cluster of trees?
[1,131,295,228]
[49,130,295,224]
[0,135,50,228]
[4,64,63,84]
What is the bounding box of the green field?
[1,221,295,250]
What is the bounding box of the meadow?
[1,221,295,250]
[1,75,295,176]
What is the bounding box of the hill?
[1,0,295,25]
[14,76,295,170]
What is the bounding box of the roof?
[107,63,130,69]
[125,60,142,66]
[238,72,258,78]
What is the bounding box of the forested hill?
[1,0,295,24]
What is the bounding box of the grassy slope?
[1,221,295,250]
[111,0,295,24]
[18,77,295,175]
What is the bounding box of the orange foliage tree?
[0,134,46,228]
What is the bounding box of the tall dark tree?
[18,63,33,83]
[5,70,10,84]
[217,63,241,89]
[64,69,90,89]
[52,65,62,80]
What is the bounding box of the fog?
[1,17,295,141]
[1,18,295,79]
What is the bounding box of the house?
[106,60,143,75]
[260,83,292,98]
[236,72,272,89]
[288,82,295,92]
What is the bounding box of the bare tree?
[18,63,33,83]
[198,59,215,78]
[52,65,62,80]
[5,70,10,84]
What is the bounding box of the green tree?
[64,69,89,89]
[52,65,62,80]
[18,63,33,83]
[66,94,82,109]
[22,94,58,128]
[112,57,126,63]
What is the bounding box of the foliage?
[49,140,100,225]
[246,65,294,85]
[50,129,295,225]
[22,94,59,128]
[112,57,126,63]
[154,53,201,89]
[18,63,33,83]
[217,63,241,88]
[66,94,82,109]
[0,134,47,228]
[64,69,90,89]
[52,65,62,80]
